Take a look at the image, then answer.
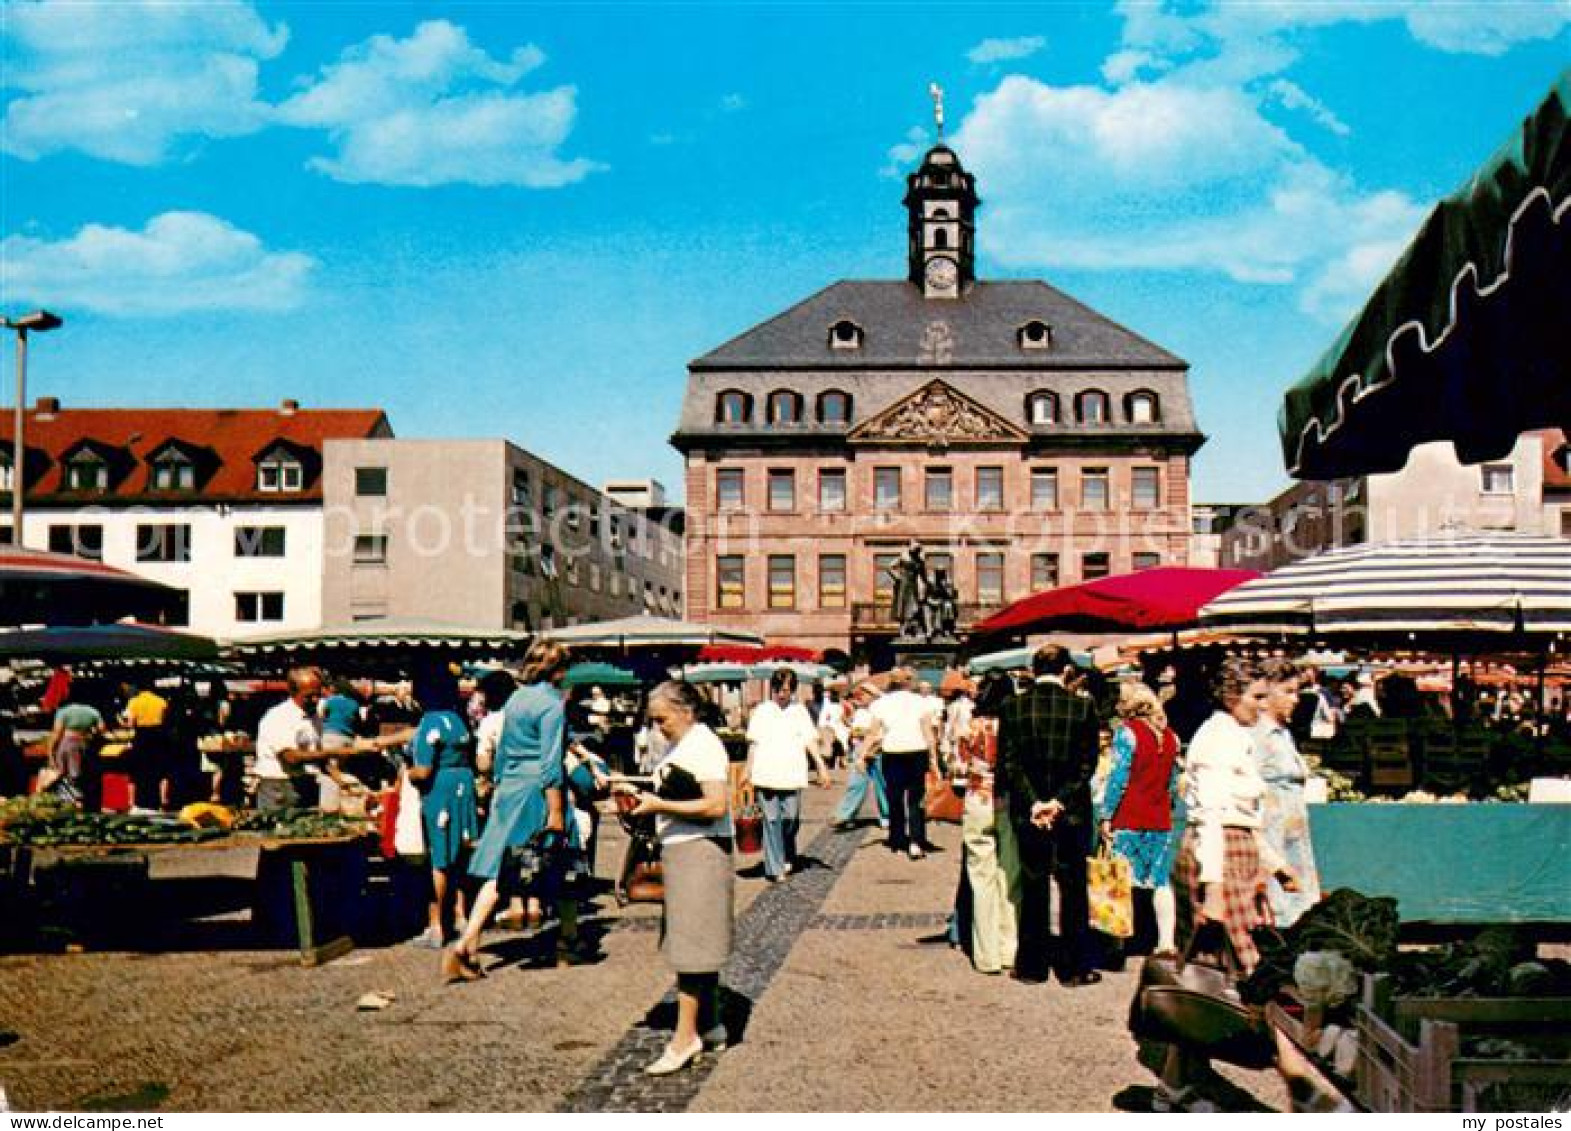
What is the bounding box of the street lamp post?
[1,310,63,547]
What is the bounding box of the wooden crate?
[1356,974,1571,1112]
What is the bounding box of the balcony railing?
[851,601,998,632]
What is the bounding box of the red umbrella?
[974,566,1262,636]
[695,643,823,664]
[0,548,182,627]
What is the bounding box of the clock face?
[925,256,958,291]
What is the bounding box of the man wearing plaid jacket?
[998,644,1102,986]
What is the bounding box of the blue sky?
[2,1,1567,504]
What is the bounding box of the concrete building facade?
[322,439,684,631]
[674,144,1203,659]
[1222,433,1559,571]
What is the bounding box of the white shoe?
[908,844,925,860]
[645,1038,703,1076]
[701,1024,728,1052]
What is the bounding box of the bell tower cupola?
[904,87,978,300]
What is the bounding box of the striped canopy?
[1199,533,1571,637]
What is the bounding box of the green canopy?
[1280,69,1569,480]
[679,662,753,685]
[562,661,641,689]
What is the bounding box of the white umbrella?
[541,614,762,649]
[1199,532,1571,637]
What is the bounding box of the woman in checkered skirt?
[1157,656,1300,1112]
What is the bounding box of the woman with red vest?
[1099,680,1183,955]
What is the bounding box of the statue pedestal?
[891,639,960,685]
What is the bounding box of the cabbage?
[1295,950,1359,1007]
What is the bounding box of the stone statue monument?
[886,542,958,644]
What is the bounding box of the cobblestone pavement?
[0,782,1285,1112]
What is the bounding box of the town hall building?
[674,142,1205,660]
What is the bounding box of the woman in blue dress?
[405,672,479,949]
[446,640,589,982]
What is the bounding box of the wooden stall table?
[16,828,375,966]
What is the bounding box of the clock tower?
[904,144,978,299]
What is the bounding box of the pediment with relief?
[848,379,1028,447]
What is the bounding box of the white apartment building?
[0,398,392,637]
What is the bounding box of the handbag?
[923,769,964,824]
[1128,925,1275,1069]
[1087,840,1134,939]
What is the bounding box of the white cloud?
[967,36,1047,65]
[949,75,1425,319]
[0,212,316,316]
[1267,79,1351,137]
[881,125,931,179]
[1101,49,1161,85]
[1,0,287,164]
[274,19,603,187]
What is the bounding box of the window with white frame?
[235,591,285,623]
[1480,464,1515,495]
[257,453,304,493]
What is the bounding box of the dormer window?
[828,320,864,350]
[1077,390,1111,424]
[818,390,852,424]
[1126,391,1161,424]
[1018,320,1053,350]
[1026,392,1060,426]
[767,390,803,424]
[716,390,752,424]
[150,446,197,491]
[64,450,109,492]
[257,450,304,493]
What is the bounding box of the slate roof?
[690,280,1186,371]
[1,405,391,504]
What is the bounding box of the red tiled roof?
[1,405,391,504]
[1540,429,1571,493]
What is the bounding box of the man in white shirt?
[254,667,332,811]
[747,669,830,881]
[818,681,850,769]
[867,668,939,859]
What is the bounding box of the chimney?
[279,398,300,416]
[34,396,59,419]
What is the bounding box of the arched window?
[1017,320,1052,350]
[818,390,852,424]
[715,390,752,424]
[828,319,864,350]
[1076,390,1111,424]
[933,227,949,249]
[1026,392,1059,425]
[1126,390,1161,424]
[767,390,803,425]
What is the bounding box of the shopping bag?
[393,768,425,856]
[1087,842,1134,938]
[923,770,964,824]
[732,778,763,854]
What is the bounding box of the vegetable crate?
[1356,974,1571,1112]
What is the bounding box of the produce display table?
[14,830,375,965]
[1309,804,1571,923]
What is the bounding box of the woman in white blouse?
[620,680,735,1076]
[1157,656,1299,1112]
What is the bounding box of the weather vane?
[929,81,945,140]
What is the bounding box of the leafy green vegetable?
[1240,888,1400,1005]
